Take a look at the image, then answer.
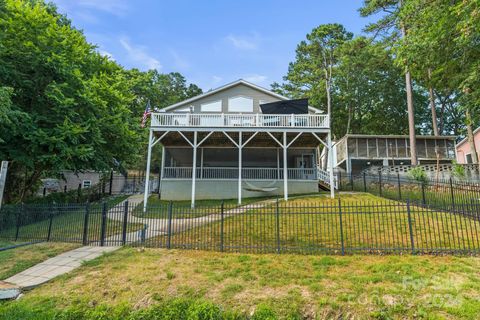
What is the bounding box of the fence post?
[449,177,455,211]
[77,183,82,203]
[82,203,90,245]
[421,182,426,205]
[275,197,280,254]
[109,170,114,195]
[122,200,129,245]
[15,204,22,241]
[167,201,173,249]
[43,188,46,197]
[220,200,224,252]
[397,173,402,200]
[363,172,367,192]
[63,185,67,193]
[100,202,107,247]
[46,209,54,242]
[406,199,415,255]
[338,198,345,255]
[378,171,382,196]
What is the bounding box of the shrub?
[407,167,428,184]
[451,161,466,179]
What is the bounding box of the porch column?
[328,133,335,199]
[238,132,242,205]
[158,144,165,199]
[283,131,288,201]
[143,129,154,212]
[191,131,198,208]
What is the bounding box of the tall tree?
[360,0,418,165]
[274,24,353,128]
[397,0,480,168]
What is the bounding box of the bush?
[407,167,428,184]
[451,161,466,179]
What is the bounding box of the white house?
[143,79,334,209]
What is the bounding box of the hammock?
[243,181,278,192]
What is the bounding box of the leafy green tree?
[273,24,353,126]
[0,0,136,201]
[273,30,429,139]
[396,0,480,168]
[360,0,419,165]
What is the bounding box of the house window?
[174,106,192,112]
[200,100,222,112]
[228,96,253,112]
[466,153,473,164]
[82,180,91,188]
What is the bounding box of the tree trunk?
[401,15,417,165]
[466,109,479,171]
[427,69,439,136]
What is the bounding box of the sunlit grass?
[2,247,479,319]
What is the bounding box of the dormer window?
[228,96,253,112]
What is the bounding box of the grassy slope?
[0,242,80,280]
[134,195,294,219]
[147,193,480,254]
[2,247,479,319]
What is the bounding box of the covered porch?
[143,113,333,208]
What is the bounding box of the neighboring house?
[39,170,127,195]
[334,134,457,174]
[144,79,334,207]
[456,127,480,164]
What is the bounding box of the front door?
[295,154,314,179]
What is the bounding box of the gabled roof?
[456,126,480,148]
[161,79,322,113]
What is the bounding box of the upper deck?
[150,113,329,132]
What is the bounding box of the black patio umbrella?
[260,98,309,114]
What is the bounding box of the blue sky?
[52,0,375,91]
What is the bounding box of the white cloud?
[244,74,268,84]
[225,33,260,50]
[98,49,114,60]
[212,75,223,84]
[55,0,129,17]
[170,49,189,69]
[119,37,161,71]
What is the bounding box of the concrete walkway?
[4,246,118,290]
[1,195,273,297]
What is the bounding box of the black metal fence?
[1,199,479,255]
[338,172,480,213]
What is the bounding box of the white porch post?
[328,133,335,199]
[283,131,288,201]
[158,144,165,199]
[143,129,154,212]
[191,131,198,208]
[200,148,204,179]
[238,132,242,205]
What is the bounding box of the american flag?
[140,100,152,128]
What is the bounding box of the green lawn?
[0,242,80,280]
[145,193,480,254]
[1,247,479,319]
[134,195,286,219]
[0,195,143,244]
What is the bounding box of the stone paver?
[2,195,273,293]
[4,246,118,289]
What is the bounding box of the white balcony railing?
[151,113,329,129]
[163,167,318,180]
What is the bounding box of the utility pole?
[400,0,417,165]
[0,161,8,209]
